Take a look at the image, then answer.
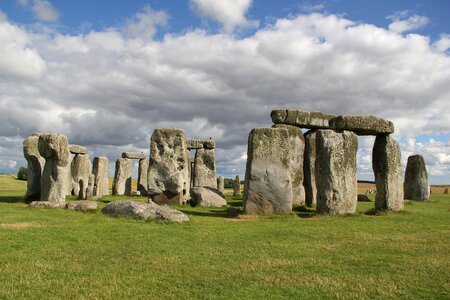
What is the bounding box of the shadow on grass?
[293,205,317,218]
[181,207,242,219]
[0,195,26,203]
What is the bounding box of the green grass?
[0,175,449,299]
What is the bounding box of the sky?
[0,0,449,183]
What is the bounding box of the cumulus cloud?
[17,0,59,22]
[387,10,428,33]
[125,5,168,40]
[190,0,258,33]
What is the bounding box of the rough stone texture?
[185,149,192,201]
[71,154,90,199]
[29,200,66,209]
[271,109,335,129]
[69,144,87,154]
[93,156,109,197]
[330,115,394,135]
[112,158,132,195]
[193,148,217,188]
[243,128,292,214]
[38,133,71,205]
[122,152,146,159]
[233,175,241,197]
[315,130,358,214]
[137,158,148,196]
[23,133,45,202]
[65,200,98,211]
[190,186,227,207]
[186,139,215,149]
[102,200,189,223]
[303,130,318,206]
[85,174,95,200]
[372,135,404,211]
[217,176,225,194]
[404,155,430,200]
[147,128,189,205]
[273,124,305,206]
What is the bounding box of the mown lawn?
[0,175,449,299]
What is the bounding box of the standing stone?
[315,130,358,214]
[23,133,45,202]
[38,133,71,205]
[147,128,189,205]
[243,128,292,214]
[372,135,404,211]
[217,176,225,194]
[404,155,430,200]
[137,158,148,196]
[71,154,90,199]
[304,130,318,206]
[233,175,241,197]
[273,124,305,206]
[185,149,192,202]
[193,148,217,188]
[112,158,132,196]
[85,174,95,200]
[93,157,109,197]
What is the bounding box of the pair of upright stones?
[243,109,403,215]
[112,152,148,196]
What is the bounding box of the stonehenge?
[23,133,45,202]
[233,175,241,197]
[93,157,109,197]
[112,158,132,196]
[70,147,90,199]
[404,155,430,200]
[217,176,224,194]
[193,148,217,188]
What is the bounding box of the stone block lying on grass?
[190,186,227,207]
[65,201,98,211]
[29,201,66,209]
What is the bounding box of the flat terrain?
[0,175,449,299]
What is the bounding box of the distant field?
[0,174,449,299]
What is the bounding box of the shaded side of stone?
[186,139,215,149]
[271,109,335,129]
[93,156,109,197]
[217,176,224,194]
[71,153,90,199]
[23,133,45,202]
[233,175,241,197]
[404,155,429,200]
[85,174,95,200]
[303,130,317,206]
[137,158,148,196]
[112,158,132,196]
[193,148,217,188]
[330,115,394,135]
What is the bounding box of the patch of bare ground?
[0,222,42,229]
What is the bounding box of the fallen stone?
[29,201,66,209]
[271,109,335,129]
[112,158,132,195]
[122,152,146,159]
[186,139,215,149]
[101,200,189,223]
[217,176,225,194]
[303,130,318,206]
[404,155,429,200]
[137,158,148,196]
[190,186,227,207]
[93,156,109,197]
[357,194,371,202]
[65,200,98,211]
[193,148,217,188]
[330,115,394,135]
[69,144,87,154]
[23,133,45,202]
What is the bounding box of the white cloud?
[387,10,428,33]
[125,5,168,40]
[190,0,258,33]
[301,3,325,13]
[8,160,17,168]
[16,0,59,22]
[434,34,450,52]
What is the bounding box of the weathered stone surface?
[372,135,404,211]
[38,133,71,205]
[23,133,45,202]
[330,115,394,135]
[273,124,305,206]
[186,139,215,149]
[193,148,216,188]
[122,152,146,159]
[112,158,132,195]
[85,174,95,200]
[101,200,189,223]
[137,158,148,196]
[404,155,430,200]
[243,128,292,214]
[357,194,371,202]
[147,128,189,205]
[271,109,335,129]
[217,176,224,194]
[71,154,90,199]
[69,144,87,154]
[191,186,227,207]
[93,157,109,197]
[29,200,65,209]
[65,200,98,211]
[233,175,241,197]
[303,130,317,206]
[315,130,358,214]
[185,149,192,201]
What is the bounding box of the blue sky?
[0,0,449,183]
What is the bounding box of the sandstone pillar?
[193,148,216,188]
[404,155,430,200]
[23,133,45,202]
[112,158,132,195]
[93,156,109,197]
[137,158,148,196]
[304,130,317,206]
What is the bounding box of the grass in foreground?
[0,175,449,299]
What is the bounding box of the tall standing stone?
[112,158,132,195]
[233,175,241,197]
[217,176,225,194]
[38,133,71,205]
[85,174,95,200]
[137,158,148,196]
[71,154,90,199]
[147,128,189,205]
[303,130,317,206]
[243,128,292,214]
[404,155,430,200]
[93,156,109,197]
[193,148,217,188]
[315,130,358,214]
[23,133,45,202]
[372,135,404,211]
[273,124,305,206]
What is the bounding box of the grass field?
[0,175,449,299]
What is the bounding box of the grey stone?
[85,174,95,200]
[137,158,148,196]
[29,200,66,209]
[122,152,146,159]
[273,124,305,206]
[185,149,192,201]
[233,175,241,197]
[315,130,358,214]
[186,139,215,149]
[404,155,430,200]
[112,158,132,195]
[148,128,189,205]
[71,154,90,199]
[193,148,217,188]
[191,186,227,207]
[271,109,335,129]
[93,156,109,197]
[243,128,292,214]
[23,133,45,202]
[65,200,98,211]
[357,194,371,202]
[101,200,189,223]
[69,144,87,154]
[372,135,404,211]
[330,115,394,135]
[303,130,318,206]
[217,176,224,194]
[38,133,71,205]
